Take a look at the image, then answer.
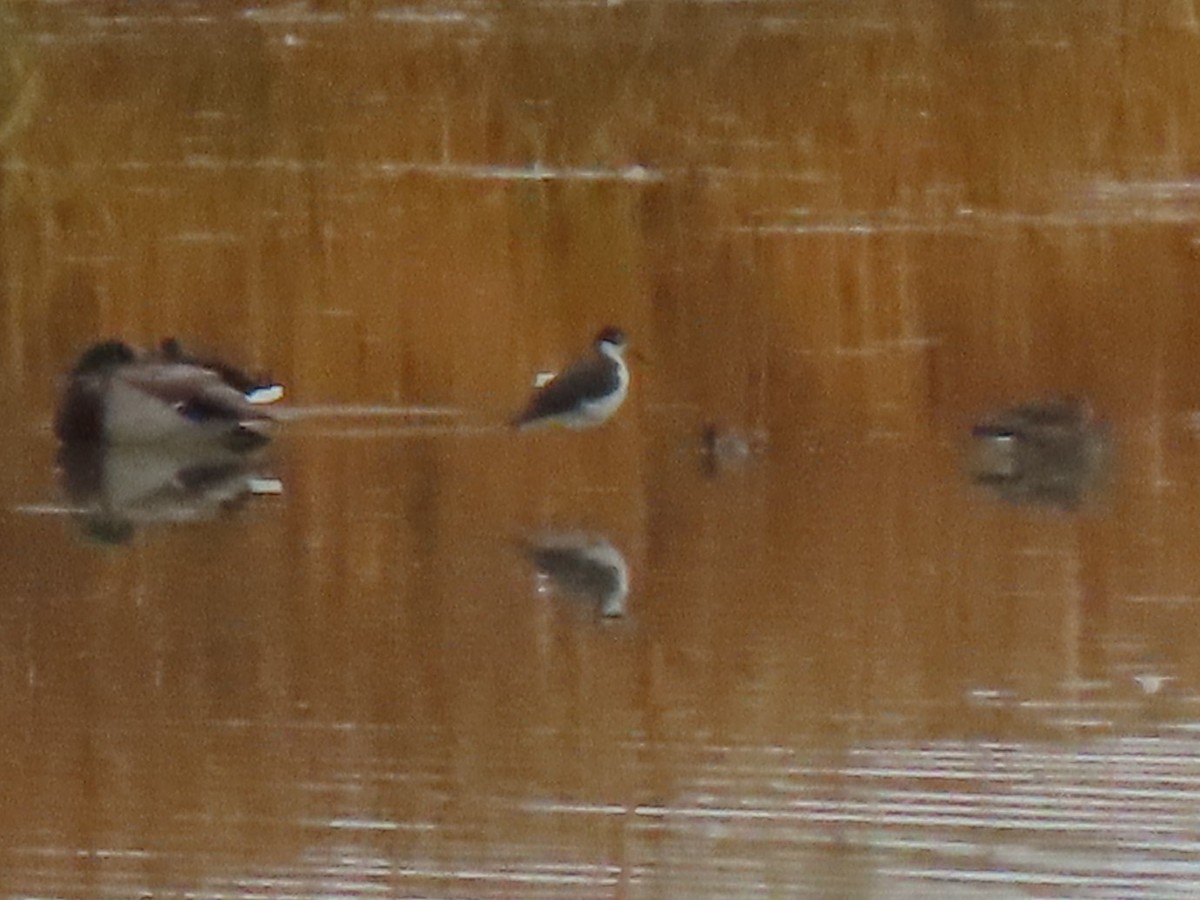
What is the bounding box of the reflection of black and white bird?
[55,340,276,448]
[511,327,630,430]
[521,532,629,618]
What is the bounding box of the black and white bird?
[511,326,630,430]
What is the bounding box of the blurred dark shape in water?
[969,398,1110,510]
[57,441,281,544]
[699,422,767,477]
[520,531,629,619]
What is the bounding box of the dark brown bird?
[55,340,274,448]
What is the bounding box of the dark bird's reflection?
[57,442,281,543]
[969,398,1110,509]
[520,531,629,619]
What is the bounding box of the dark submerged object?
[55,339,275,448]
[511,327,630,430]
[969,398,1109,509]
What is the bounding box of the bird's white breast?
[575,349,629,426]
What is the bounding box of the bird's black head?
[594,326,627,351]
[71,340,137,376]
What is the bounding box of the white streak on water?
[374,6,491,28]
[240,7,347,24]
[321,818,400,832]
[168,231,243,245]
[9,730,1200,897]
[9,503,83,515]
[277,404,462,419]
[360,160,664,184]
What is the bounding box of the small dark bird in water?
[511,327,630,430]
[55,339,275,448]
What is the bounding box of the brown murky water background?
[4,1,1200,896]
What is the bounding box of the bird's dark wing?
[158,339,272,396]
[513,356,618,425]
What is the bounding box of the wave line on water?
[9,503,88,516]
[277,404,463,420]
[359,160,663,184]
[287,424,502,438]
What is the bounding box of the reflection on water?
[698,422,766,478]
[521,530,629,619]
[969,398,1111,509]
[56,442,280,544]
[5,1,1200,898]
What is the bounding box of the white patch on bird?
[533,371,555,388]
[575,384,626,425]
[247,478,284,495]
[574,343,629,425]
[246,384,285,405]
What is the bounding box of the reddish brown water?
[3,2,1200,897]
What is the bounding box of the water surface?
[3,1,1200,896]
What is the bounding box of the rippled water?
[4,1,1200,897]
